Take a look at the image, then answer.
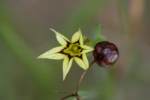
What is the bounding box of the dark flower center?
[62,42,83,57]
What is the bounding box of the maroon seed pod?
[93,41,119,67]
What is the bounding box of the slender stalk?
[76,60,95,92]
[61,60,95,100]
[61,92,79,100]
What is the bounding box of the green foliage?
[90,24,106,46]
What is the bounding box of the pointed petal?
[82,45,94,51]
[50,28,69,46]
[82,49,93,54]
[81,45,94,53]
[74,57,88,70]
[38,46,64,59]
[71,29,81,43]
[63,57,73,80]
[79,29,84,46]
[38,53,66,60]
[82,54,89,67]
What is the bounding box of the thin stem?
[76,60,95,92]
[61,92,79,100]
[61,60,95,100]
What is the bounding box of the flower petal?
[82,45,94,51]
[81,45,94,53]
[82,53,89,67]
[63,57,73,80]
[38,46,64,58]
[74,57,88,70]
[38,46,64,59]
[79,29,84,46]
[38,53,66,60]
[71,29,81,43]
[50,28,69,46]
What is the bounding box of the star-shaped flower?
[38,28,93,80]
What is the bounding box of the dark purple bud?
[93,41,119,67]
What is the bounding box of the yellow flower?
[38,28,93,80]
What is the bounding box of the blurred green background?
[0,0,150,100]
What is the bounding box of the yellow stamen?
[63,43,82,57]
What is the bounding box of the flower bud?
[93,41,119,67]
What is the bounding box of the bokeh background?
[0,0,150,100]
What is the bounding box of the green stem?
[61,61,95,100]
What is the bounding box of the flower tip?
[83,65,89,70]
[90,48,94,51]
[49,28,56,33]
[49,28,60,36]
[63,73,68,81]
[78,28,82,33]
[37,54,47,59]
[63,77,66,81]
[37,55,42,59]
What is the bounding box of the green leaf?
[90,24,106,46]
